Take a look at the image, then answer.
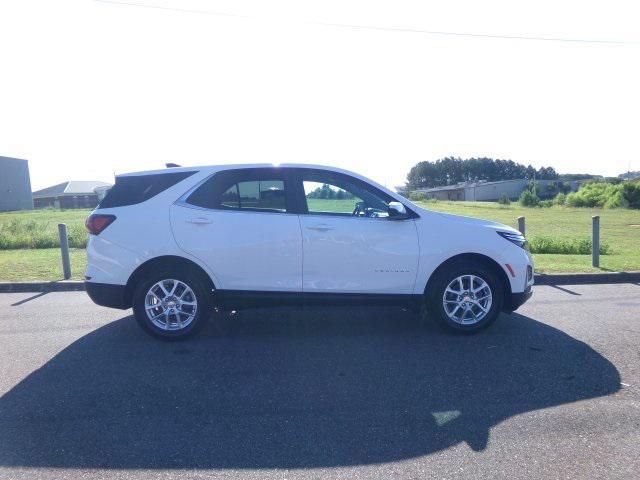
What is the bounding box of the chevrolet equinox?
[85,164,533,338]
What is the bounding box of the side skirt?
[214,290,424,313]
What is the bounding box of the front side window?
[186,169,288,213]
[302,171,392,218]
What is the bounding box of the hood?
[428,210,520,234]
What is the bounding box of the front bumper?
[504,286,533,313]
[85,282,129,309]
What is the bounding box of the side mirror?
[388,201,409,220]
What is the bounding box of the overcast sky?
[1,0,639,190]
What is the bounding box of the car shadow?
[0,308,620,470]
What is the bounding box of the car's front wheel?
[426,260,504,334]
[132,271,211,339]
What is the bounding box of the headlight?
[497,231,530,251]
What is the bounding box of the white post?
[517,216,526,236]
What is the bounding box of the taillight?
[86,214,116,235]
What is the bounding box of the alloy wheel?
[144,279,198,331]
[442,274,493,325]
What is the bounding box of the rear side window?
[219,180,286,211]
[99,171,196,208]
[186,169,289,213]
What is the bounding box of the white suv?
[85,164,533,338]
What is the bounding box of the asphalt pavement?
[0,284,639,479]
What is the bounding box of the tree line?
[406,157,558,190]
[306,184,355,200]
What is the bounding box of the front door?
[170,168,302,292]
[295,169,420,294]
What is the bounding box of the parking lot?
[0,284,638,479]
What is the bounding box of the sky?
[1,0,639,191]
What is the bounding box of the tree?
[519,189,540,207]
[307,184,355,200]
[498,193,511,205]
[618,171,640,180]
[558,173,599,181]
[525,165,536,179]
[536,166,558,179]
[406,157,558,190]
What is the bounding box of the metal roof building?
[32,180,112,209]
[417,179,579,202]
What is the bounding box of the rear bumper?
[504,286,533,313]
[85,282,129,309]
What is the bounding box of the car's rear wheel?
[132,271,211,339]
[426,260,504,334]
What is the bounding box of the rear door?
[294,169,420,294]
[170,168,302,292]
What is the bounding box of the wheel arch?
[424,252,512,303]
[124,255,216,307]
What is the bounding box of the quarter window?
[222,180,286,212]
[99,171,196,208]
[186,169,288,213]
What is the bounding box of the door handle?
[187,217,212,225]
[307,224,334,232]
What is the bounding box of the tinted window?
[99,171,196,208]
[186,169,289,213]
[231,180,285,211]
[220,184,240,208]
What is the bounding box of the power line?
[94,0,640,46]
[311,21,640,45]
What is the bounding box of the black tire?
[132,268,212,340]
[426,260,504,334]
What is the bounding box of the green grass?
[306,198,360,213]
[0,202,638,280]
[0,208,91,249]
[0,248,87,281]
[0,209,90,280]
[529,236,610,255]
[417,200,640,273]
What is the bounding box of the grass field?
[0,248,87,281]
[0,202,638,280]
[0,208,90,249]
[0,209,91,281]
[418,200,640,273]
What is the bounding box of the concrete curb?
[1,272,639,293]
[533,272,640,285]
[0,281,85,293]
